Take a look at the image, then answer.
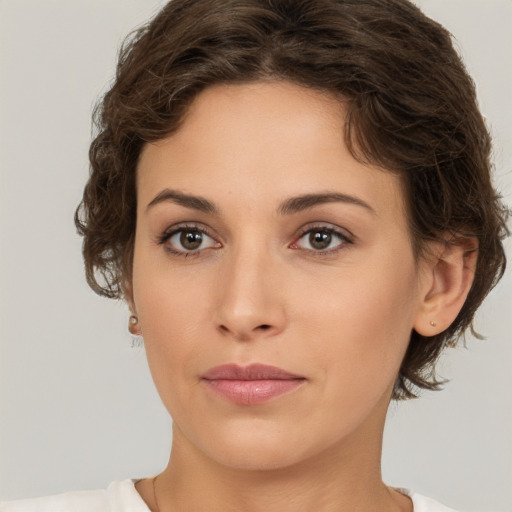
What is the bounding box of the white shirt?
[0,479,458,511]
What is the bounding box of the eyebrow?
[146,189,219,214]
[277,192,376,216]
[146,189,375,216]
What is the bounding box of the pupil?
[180,230,202,250]
[310,231,331,250]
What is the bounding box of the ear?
[414,236,478,336]
[123,278,142,336]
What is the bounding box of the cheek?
[132,259,207,408]
[295,252,420,398]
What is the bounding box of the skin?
[129,81,476,512]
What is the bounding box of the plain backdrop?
[1,0,511,509]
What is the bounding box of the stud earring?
[429,320,437,327]
[129,314,140,335]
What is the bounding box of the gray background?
[1,0,511,509]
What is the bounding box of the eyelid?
[294,221,354,240]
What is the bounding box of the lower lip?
[202,379,305,405]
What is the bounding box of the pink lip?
[201,364,306,405]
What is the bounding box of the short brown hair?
[75,0,509,399]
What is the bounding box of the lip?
[201,364,306,405]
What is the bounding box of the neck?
[148,401,411,512]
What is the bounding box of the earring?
[429,320,437,327]
[129,314,140,335]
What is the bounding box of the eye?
[160,226,220,255]
[291,226,352,253]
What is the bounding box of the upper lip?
[201,364,305,381]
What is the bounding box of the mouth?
[201,363,306,405]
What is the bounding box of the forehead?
[137,81,406,222]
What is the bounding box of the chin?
[178,416,346,473]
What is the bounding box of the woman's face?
[131,81,431,470]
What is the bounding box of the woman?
[2,0,508,510]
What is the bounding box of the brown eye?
[309,230,332,250]
[180,230,203,250]
[164,227,219,254]
[292,226,350,253]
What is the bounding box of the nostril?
[216,323,275,338]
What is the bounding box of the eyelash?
[156,223,354,258]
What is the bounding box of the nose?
[213,244,287,341]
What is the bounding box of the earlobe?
[129,314,141,336]
[414,237,478,336]
[123,278,142,336]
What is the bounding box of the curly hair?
[75,0,509,399]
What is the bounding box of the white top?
[0,479,458,511]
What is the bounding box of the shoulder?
[396,488,459,512]
[0,489,108,512]
[0,480,150,512]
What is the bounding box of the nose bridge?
[214,235,284,339]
